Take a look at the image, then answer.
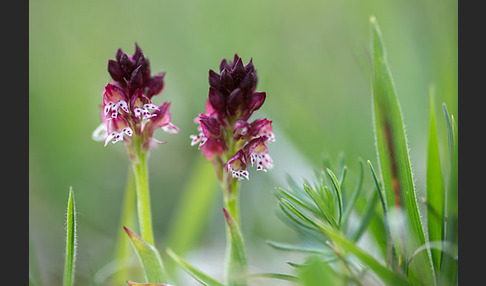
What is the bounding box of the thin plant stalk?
[221,173,248,286]
[113,167,138,284]
[131,137,155,246]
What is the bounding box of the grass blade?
[426,85,445,272]
[370,16,435,285]
[124,227,167,283]
[63,187,77,286]
[439,104,458,285]
[166,248,225,286]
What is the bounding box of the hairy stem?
[222,173,247,286]
[131,139,155,246]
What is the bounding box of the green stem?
[113,167,138,284]
[131,143,155,246]
[222,173,248,286]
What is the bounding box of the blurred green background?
[29,0,457,285]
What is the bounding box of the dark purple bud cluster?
[108,43,165,99]
[207,54,265,121]
[191,54,275,181]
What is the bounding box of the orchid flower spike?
[190,54,275,181]
[92,43,179,156]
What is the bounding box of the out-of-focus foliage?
[29,0,457,285]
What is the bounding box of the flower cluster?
[92,44,178,154]
[191,54,275,181]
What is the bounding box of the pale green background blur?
[29,0,457,285]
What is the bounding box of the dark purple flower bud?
[209,70,221,89]
[199,114,221,138]
[244,58,255,72]
[220,69,234,92]
[231,56,246,83]
[227,88,244,115]
[243,92,266,119]
[146,73,165,98]
[239,71,256,92]
[219,58,231,72]
[132,43,143,63]
[129,65,144,90]
[108,60,124,82]
[116,48,124,62]
[209,87,226,111]
[120,53,135,78]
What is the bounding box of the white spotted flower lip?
[92,44,178,152]
[191,54,275,182]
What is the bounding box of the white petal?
[92,123,108,142]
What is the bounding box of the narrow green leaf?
[439,104,458,285]
[124,227,166,283]
[63,187,77,286]
[164,159,218,277]
[279,198,318,229]
[126,281,171,286]
[266,240,327,255]
[166,248,224,286]
[302,184,337,228]
[370,16,435,284]
[316,221,414,286]
[223,208,248,286]
[407,241,457,269]
[247,273,299,283]
[341,159,364,227]
[426,85,445,272]
[275,187,317,215]
[326,169,343,227]
[351,189,379,242]
[298,256,340,286]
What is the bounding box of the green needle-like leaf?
[266,240,327,255]
[124,227,167,283]
[63,187,77,286]
[326,169,343,227]
[247,273,299,283]
[370,16,435,285]
[166,248,224,286]
[126,281,171,286]
[426,85,445,272]
[341,159,364,227]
